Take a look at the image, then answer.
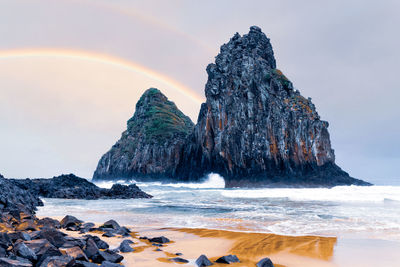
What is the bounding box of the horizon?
[1,1,399,185]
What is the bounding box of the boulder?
[118,240,134,252]
[100,220,120,230]
[100,261,125,267]
[38,228,66,248]
[257,257,274,267]
[15,242,37,262]
[83,238,99,260]
[0,257,32,267]
[60,246,89,261]
[37,217,61,229]
[215,255,240,264]
[148,236,170,244]
[74,261,98,267]
[196,254,213,266]
[39,255,75,267]
[60,215,82,229]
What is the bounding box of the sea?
[37,174,400,241]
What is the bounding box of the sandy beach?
[55,217,339,267]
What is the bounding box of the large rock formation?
[93,88,194,181]
[93,26,369,187]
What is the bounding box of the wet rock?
[115,226,131,237]
[83,238,99,260]
[257,257,274,267]
[39,255,75,267]
[15,242,37,262]
[149,236,170,244]
[60,215,82,229]
[92,250,123,264]
[37,217,61,229]
[79,223,95,234]
[38,228,66,248]
[100,220,120,230]
[169,257,189,263]
[102,231,115,238]
[61,246,89,261]
[74,261,98,267]
[215,255,240,264]
[196,254,213,266]
[0,257,32,267]
[15,221,38,231]
[83,235,109,249]
[19,233,31,242]
[100,261,125,267]
[25,239,62,266]
[119,240,134,252]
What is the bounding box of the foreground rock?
[196,254,213,266]
[11,174,152,200]
[215,254,240,264]
[0,213,129,267]
[93,88,194,181]
[0,174,43,215]
[92,27,370,187]
[257,257,275,267]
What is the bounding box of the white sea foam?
[221,185,400,203]
[93,180,133,189]
[160,173,226,189]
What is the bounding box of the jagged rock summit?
[93,88,194,180]
[93,27,369,187]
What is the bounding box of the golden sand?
[60,224,338,267]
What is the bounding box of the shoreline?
[46,216,338,267]
[54,218,400,267]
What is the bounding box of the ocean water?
[37,174,400,241]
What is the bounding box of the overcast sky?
[0,0,399,184]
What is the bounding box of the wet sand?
[60,222,339,267]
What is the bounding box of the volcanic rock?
[215,254,240,264]
[257,257,275,267]
[11,174,152,200]
[93,88,194,181]
[196,254,213,266]
[175,26,370,187]
[92,26,370,188]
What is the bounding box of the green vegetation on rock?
[127,88,194,143]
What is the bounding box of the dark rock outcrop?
[195,254,213,266]
[175,26,369,187]
[92,26,370,187]
[0,213,131,267]
[93,88,194,181]
[0,175,43,215]
[11,174,152,200]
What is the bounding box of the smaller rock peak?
[136,88,168,109]
[249,25,262,33]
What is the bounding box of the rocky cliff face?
[174,26,368,187]
[93,27,369,187]
[93,88,194,180]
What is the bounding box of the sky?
[0,0,399,184]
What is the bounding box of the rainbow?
[0,48,205,104]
